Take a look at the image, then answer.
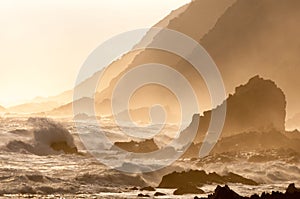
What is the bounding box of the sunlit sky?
[0,0,191,107]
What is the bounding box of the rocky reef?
[195,183,300,199]
[158,170,258,189]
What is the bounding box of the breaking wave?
[3,118,78,156]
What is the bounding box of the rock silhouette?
[190,76,285,142]
[174,183,205,195]
[154,192,166,196]
[112,139,159,153]
[64,0,300,123]
[158,170,258,189]
[178,76,287,158]
[140,186,155,191]
[194,183,300,199]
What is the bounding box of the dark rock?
[208,185,242,199]
[158,170,258,188]
[140,186,156,191]
[180,76,286,155]
[130,187,139,191]
[286,183,300,194]
[138,193,150,197]
[173,183,205,195]
[113,139,159,153]
[50,141,78,154]
[154,192,166,196]
[194,183,300,199]
[249,194,260,199]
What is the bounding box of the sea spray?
[4,118,78,155]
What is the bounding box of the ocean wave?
[2,118,78,155]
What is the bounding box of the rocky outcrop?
[158,170,258,189]
[182,76,286,145]
[194,183,300,199]
[174,183,205,195]
[74,0,300,122]
[112,139,159,153]
[180,76,289,157]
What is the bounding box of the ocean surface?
[0,117,299,198]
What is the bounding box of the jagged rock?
[194,183,300,199]
[112,139,159,153]
[173,183,205,195]
[286,183,300,194]
[180,76,287,157]
[209,185,241,199]
[188,76,286,142]
[158,170,258,189]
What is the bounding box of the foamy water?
[0,117,299,198]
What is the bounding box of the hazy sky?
[0,0,191,107]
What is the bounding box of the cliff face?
[70,0,237,117]
[50,0,300,120]
[73,0,300,120]
[199,0,300,117]
[183,76,286,144]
